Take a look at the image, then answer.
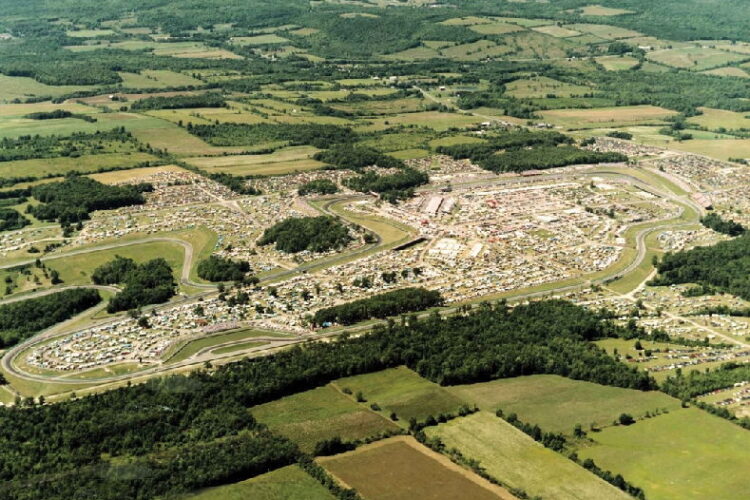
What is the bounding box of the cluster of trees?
[499,410,567,452]
[700,212,745,236]
[92,256,176,313]
[313,144,404,170]
[298,179,338,196]
[437,129,570,161]
[662,362,750,401]
[130,93,226,110]
[477,146,626,173]
[258,216,352,253]
[0,208,30,232]
[649,234,750,300]
[29,176,150,226]
[197,255,252,282]
[189,123,355,149]
[0,288,101,348]
[0,128,138,163]
[311,287,443,326]
[203,171,261,195]
[344,167,428,202]
[0,299,655,498]
[23,110,97,123]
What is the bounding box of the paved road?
[0,285,121,305]
[1,236,216,290]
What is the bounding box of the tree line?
[197,255,252,283]
[649,233,750,300]
[700,212,745,236]
[0,288,101,348]
[312,287,444,326]
[130,92,227,111]
[0,299,656,498]
[92,256,176,313]
[343,167,428,202]
[29,176,151,226]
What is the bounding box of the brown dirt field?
[318,436,516,500]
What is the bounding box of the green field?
[596,55,641,71]
[251,384,399,452]
[446,375,680,434]
[646,46,748,71]
[166,328,286,363]
[0,152,159,180]
[184,146,325,175]
[505,76,592,98]
[210,340,267,355]
[540,105,677,130]
[118,70,204,89]
[319,436,511,500]
[332,366,467,424]
[687,107,750,130]
[426,412,630,500]
[48,241,185,286]
[579,408,750,500]
[184,465,335,500]
[0,75,96,102]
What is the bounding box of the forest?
[343,167,428,202]
[258,216,353,254]
[649,234,750,300]
[478,146,627,173]
[92,257,176,313]
[311,287,444,326]
[0,299,656,498]
[298,179,339,196]
[197,255,252,282]
[0,208,29,232]
[0,129,139,163]
[0,288,101,348]
[130,93,227,111]
[314,144,405,170]
[189,123,355,149]
[29,176,151,226]
[700,212,746,236]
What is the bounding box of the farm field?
[184,465,335,500]
[331,366,467,424]
[686,107,750,130]
[0,75,96,102]
[318,436,514,500]
[426,412,630,500]
[564,23,641,39]
[665,138,750,161]
[578,408,750,500]
[446,375,680,434]
[362,112,484,132]
[184,146,325,175]
[702,66,750,78]
[505,76,592,98]
[251,384,399,452]
[646,46,748,71]
[596,55,640,71]
[118,70,204,89]
[540,105,678,129]
[0,152,160,180]
[88,164,189,184]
